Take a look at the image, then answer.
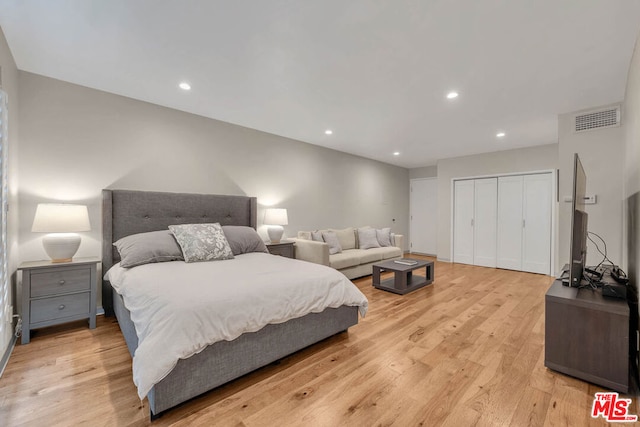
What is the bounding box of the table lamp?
[264,208,288,243]
[31,203,91,262]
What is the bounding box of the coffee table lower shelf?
[372,259,434,295]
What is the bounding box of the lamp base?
[267,225,284,244]
[42,233,81,263]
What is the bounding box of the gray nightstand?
[19,257,99,344]
[266,241,295,259]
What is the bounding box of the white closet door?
[453,180,475,265]
[410,178,438,255]
[522,173,552,274]
[497,176,524,270]
[473,178,497,267]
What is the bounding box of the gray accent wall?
[17,72,409,308]
[436,144,558,262]
[0,26,19,363]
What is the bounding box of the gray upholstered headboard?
[102,189,257,315]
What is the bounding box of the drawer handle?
[58,280,66,285]
[58,304,66,310]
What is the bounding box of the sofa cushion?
[373,246,402,259]
[330,227,356,250]
[329,250,362,270]
[358,248,385,264]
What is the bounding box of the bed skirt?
[112,288,358,417]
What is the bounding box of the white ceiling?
[1,1,639,168]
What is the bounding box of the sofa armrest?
[393,234,404,251]
[290,238,330,266]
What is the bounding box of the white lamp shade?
[32,204,90,262]
[31,204,91,233]
[264,208,288,226]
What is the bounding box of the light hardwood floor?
[1,257,637,426]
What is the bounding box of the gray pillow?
[322,231,342,255]
[376,228,392,247]
[311,231,324,242]
[222,225,268,255]
[169,223,235,263]
[358,228,381,250]
[113,230,184,268]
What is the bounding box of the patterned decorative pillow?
[376,228,392,247]
[311,231,324,242]
[297,231,312,240]
[322,231,343,255]
[169,223,235,262]
[358,227,381,250]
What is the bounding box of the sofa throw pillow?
[114,230,184,268]
[322,231,343,254]
[358,227,381,249]
[311,231,324,242]
[222,225,268,255]
[169,223,235,262]
[330,227,356,250]
[376,228,392,247]
[297,231,312,240]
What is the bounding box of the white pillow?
[322,231,343,254]
[376,228,392,247]
[358,228,381,250]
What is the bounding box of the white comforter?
[104,252,368,399]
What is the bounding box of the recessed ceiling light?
[179,82,191,91]
[325,130,333,135]
[393,152,400,156]
[446,91,459,99]
[496,132,506,138]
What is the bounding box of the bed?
[101,189,366,419]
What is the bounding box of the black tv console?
[545,278,632,393]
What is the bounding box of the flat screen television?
[568,153,588,287]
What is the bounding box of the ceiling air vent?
[574,106,620,133]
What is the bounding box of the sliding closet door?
[497,176,524,270]
[473,178,497,267]
[522,173,552,274]
[453,180,474,265]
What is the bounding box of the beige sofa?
[291,227,404,279]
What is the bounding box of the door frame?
[409,177,437,256]
[449,169,557,276]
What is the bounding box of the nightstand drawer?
[30,267,91,297]
[30,293,90,324]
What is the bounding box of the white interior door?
[453,180,474,265]
[497,175,524,270]
[410,178,437,255]
[473,178,497,267]
[522,173,552,274]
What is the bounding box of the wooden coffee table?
[372,258,434,295]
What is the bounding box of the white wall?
[0,26,19,361]
[17,72,409,309]
[558,105,625,269]
[436,144,558,262]
[623,32,640,296]
[409,165,437,180]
